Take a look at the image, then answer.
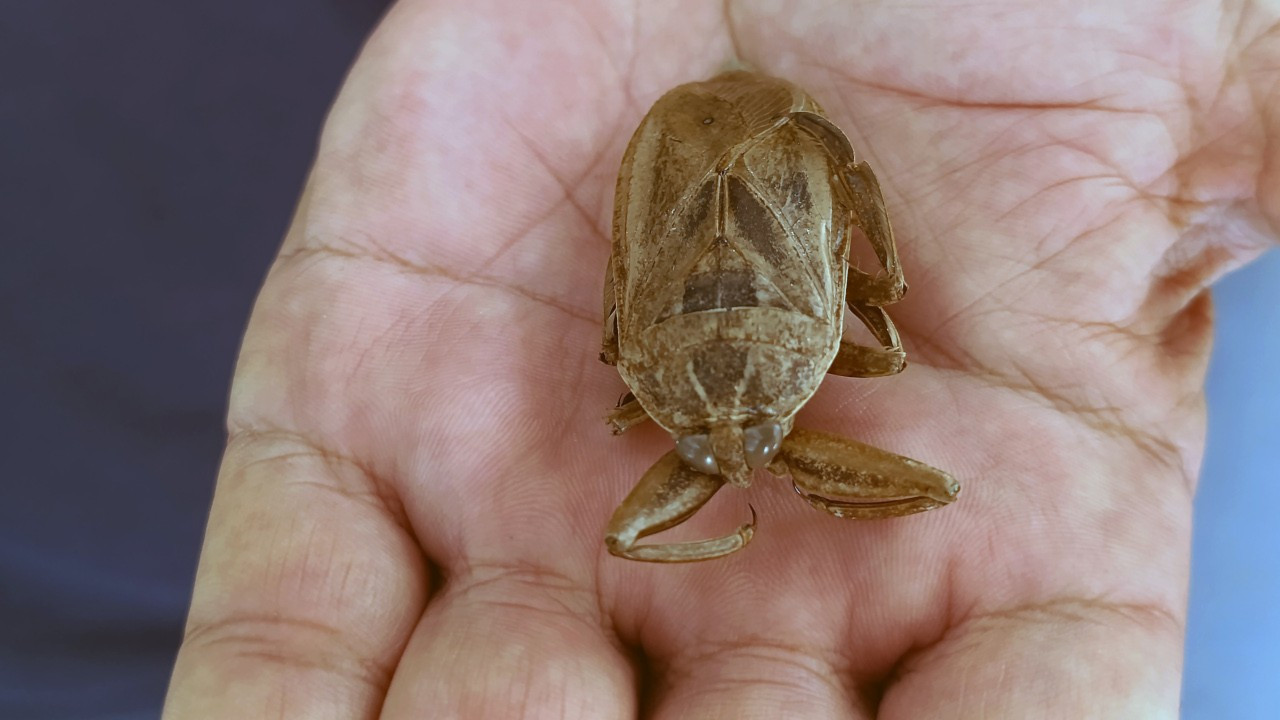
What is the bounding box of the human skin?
[162,1,1280,718]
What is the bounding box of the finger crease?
[668,637,851,702]
[183,613,395,694]
[225,425,414,536]
[449,559,601,625]
[887,594,1182,686]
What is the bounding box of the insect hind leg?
[793,111,907,306]
[828,298,906,378]
[842,160,907,306]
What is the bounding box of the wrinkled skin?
[163,1,1280,718]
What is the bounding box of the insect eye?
[743,421,783,469]
[676,434,720,475]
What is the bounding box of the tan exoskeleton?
[600,71,959,562]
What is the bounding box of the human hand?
[163,1,1280,717]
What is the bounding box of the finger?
[649,641,868,720]
[163,430,428,719]
[378,560,634,720]
[879,598,1183,718]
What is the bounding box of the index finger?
[159,212,433,717]
[162,421,429,719]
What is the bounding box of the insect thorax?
[617,307,836,435]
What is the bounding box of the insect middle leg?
[605,451,755,562]
[607,392,651,434]
[600,253,619,365]
[828,297,907,377]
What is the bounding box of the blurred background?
[1,2,1276,718]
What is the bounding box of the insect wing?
[614,75,801,334]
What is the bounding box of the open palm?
[165,1,1279,718]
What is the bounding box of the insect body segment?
[602,72,957,562]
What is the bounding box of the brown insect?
[600,71,958,562]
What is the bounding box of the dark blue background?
[1,2,1275,718]
[1,2,388,717]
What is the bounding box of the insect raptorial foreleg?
[828,298,907,377]
[776,428,958,519]
[605,451,755,562]
[606,392,651,434]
